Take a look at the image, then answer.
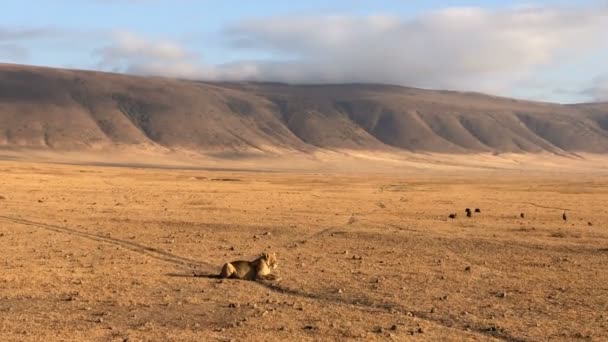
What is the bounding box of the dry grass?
[0,160,607,341]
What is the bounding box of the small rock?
[588,222,593,226]
[303,325,315,330]
[497,291,507,298]
[430,307,436,313]
[418,327,424,334]
[337,289,343,294]
[374,326,384,334]
[97,317,104,323]
[228,303,240,308]
[390,324,398,331]
[465,266,472,272]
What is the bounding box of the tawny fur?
[219,252,278,281]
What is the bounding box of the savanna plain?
[0,160,607,341]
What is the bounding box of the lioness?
[219,252,278,281]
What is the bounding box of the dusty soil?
[0,161,607,341]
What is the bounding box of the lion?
[219,252,278,281]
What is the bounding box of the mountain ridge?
[1,63,608,156]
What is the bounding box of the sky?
[1,0,607,103]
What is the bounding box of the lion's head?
[262,252,278,269]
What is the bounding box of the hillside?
[1,63,608,156]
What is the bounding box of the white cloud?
[0,27,60,41]
[586,76,608,101]
[0,44,29,61]
[94,31,198,72]
[219,6,608,94]
[87,5,608,102]
[0,27,58,63]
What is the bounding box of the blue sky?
[1,0,607,103]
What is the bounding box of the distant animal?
[474,208,481,213]
[219,252,278,281]
[449,213,457,219]
[465,208,472,217]
[562,212,567,222]
[520,213,525,219]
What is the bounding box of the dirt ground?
[0,161,607,341]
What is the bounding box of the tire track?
[0,215,215,271]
